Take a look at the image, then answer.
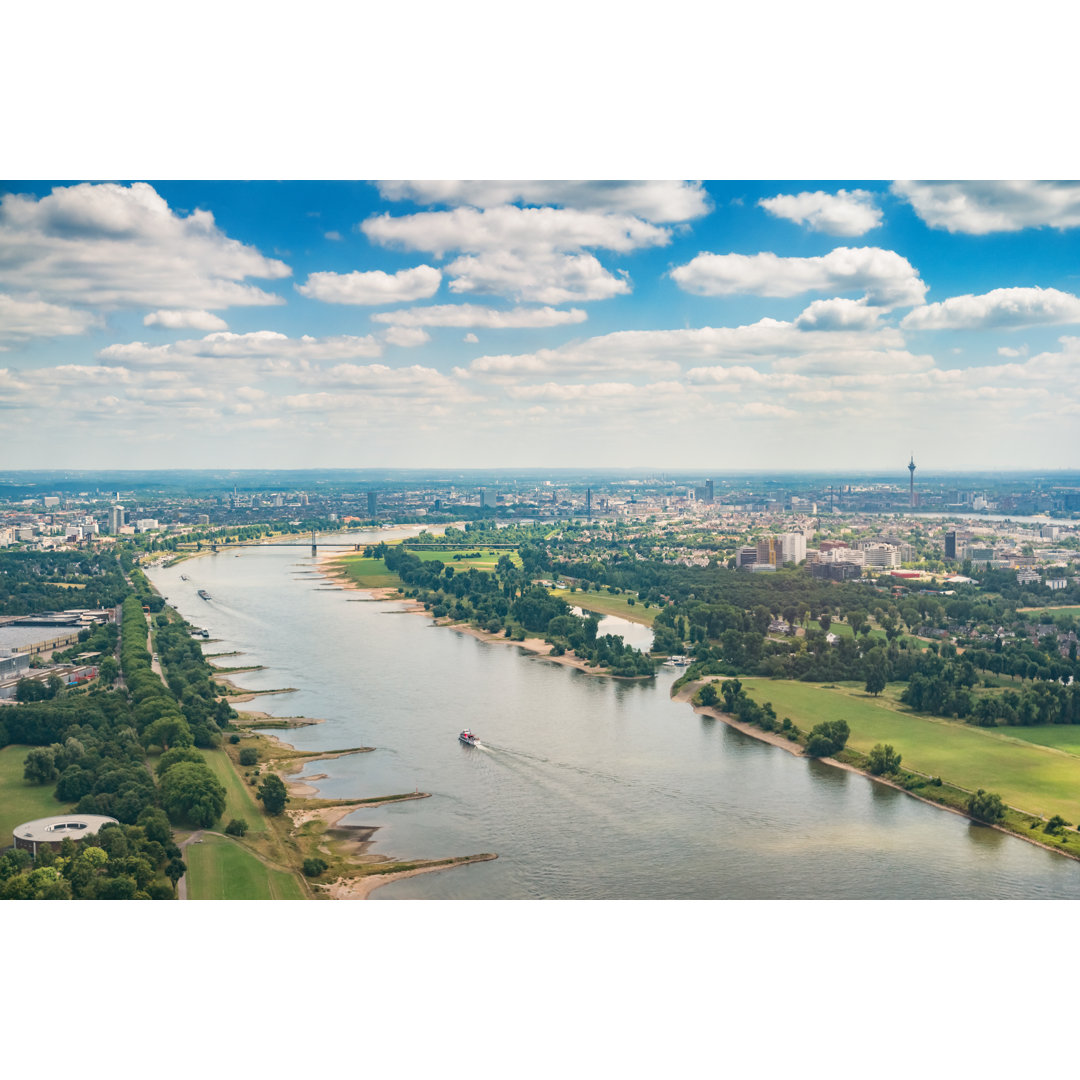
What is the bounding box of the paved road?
[175,830,204,900]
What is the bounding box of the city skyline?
[2,180,1080,471]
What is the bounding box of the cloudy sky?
[2,179,1079,471]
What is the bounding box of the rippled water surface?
[148,531,1080,899]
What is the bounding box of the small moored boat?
[458,729,478,745]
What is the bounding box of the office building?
[367,492,377,517]
[108,505,124,535]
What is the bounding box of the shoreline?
[674,678,1080,864]
[326,852,499,900]
[318,550,651,680]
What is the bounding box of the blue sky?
[2,179,1079,471]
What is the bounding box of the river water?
[148,530,1080,899]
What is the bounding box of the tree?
[224,818,248,837]
[160,761,226,828]
[966,789,1005,824]
[166,857,187,890]
[257,773,288,816]
[867,743,902,775]
[1044,815,1070,835]
[805,720,850,758]
[694,681,718,708]
[302,857,328,878]
[238,747,258,767]
[818,612,832,633]
[23,747,58,785]
[865,668,887,696]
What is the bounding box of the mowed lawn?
[201,748,267,834]
[1017,605,1080,618]
[554,588,658,627]
[185,833,305,900]
[0,745,75,842]
[739,679,1080,823]
[410,547,520,571]
[334,555,402,589]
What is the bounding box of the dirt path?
[175,830,204,899]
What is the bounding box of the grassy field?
[409,547,520,571]
[201,747,267,834]
[739,679,1080,822]
[184,833,306,900]
[0,745,75,842]
[553,588,658,626]
[333,555,402,589]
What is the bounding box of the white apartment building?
[860,543,902,569]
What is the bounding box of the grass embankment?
[333,555,402,589]
[553,588,658,627]
[739,679,1080,826]
[184,833,307,900]
[0,745,75,842]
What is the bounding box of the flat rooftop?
[13,814,118,843]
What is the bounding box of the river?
[148,530,1080,899]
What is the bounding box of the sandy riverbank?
[326,852,498,900]
[318,550,648,680]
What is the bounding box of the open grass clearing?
[184,833,305,900]
[553,588,658,626]
[739,678,1080,823]
[0,745,75,842]
[409,547,519,571]
[201,747,267,834]
[333,555,401,590]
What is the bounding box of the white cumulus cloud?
[374,181,710,222]
[371,303,587,329]
[892,180,1080,234]
[381,325,431,348]
[444,252,629,304]
[362,205,670,258]
[759,189,882,236]
[296,265,441,305]
[901,287,1080,330]
[0,292,99,345]
[794,297,880,330]
[97,330,383,368]
[143,309,228,331]
[670,247,926,309]
[0,182,290,312]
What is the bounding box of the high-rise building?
[585,487,592,519]
[704,479,714,504]
[480,488,488,509]
[367,492,377,517]
[908,454,916,507]
[944,530,957,560]
[108,505,124,535]
[756,533,806,567]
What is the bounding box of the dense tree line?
[373,543,654,677]
[0,550,128,615]
[0,810,183,899]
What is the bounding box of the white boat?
[458,729,478,745]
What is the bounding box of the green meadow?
[184,833,306,900]
[553,587,658,627]
[0,745,75,843]
[739,678,1080,823]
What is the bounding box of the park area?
[184,832,305,900]
[739,678,1080,824]
[333,545,519,590]
[553,587,658,626]
[0,745,74,844]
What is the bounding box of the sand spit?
[326,853,498,900]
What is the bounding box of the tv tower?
[908,454,916,508]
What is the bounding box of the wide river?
[149,529,1080,899]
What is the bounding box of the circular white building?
[12,814,119,857]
